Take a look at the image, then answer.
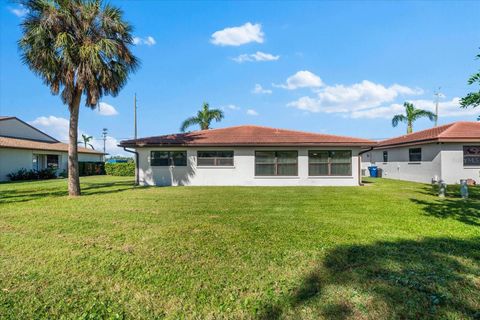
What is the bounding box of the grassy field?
[0,176,479,319]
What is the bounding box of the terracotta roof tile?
[0,136,104,154]
[377,121,480,148]
[120,125,375,147]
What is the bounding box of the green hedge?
[105,162,135,176]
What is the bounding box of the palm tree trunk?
[407,121,413,134]
[68,89,82,196]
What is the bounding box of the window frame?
[46,154,59,170]
[150,151,187,167]
[463,145,480,167]
[254,150,298,177]
[383,151,388,163]
[197,150,234,167]
[308,150,352,177]
[408,148,422,163]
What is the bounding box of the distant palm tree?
[392,102,437,134]
[79,134,94,150]
[180,102,224,132]
[19,0,138,196]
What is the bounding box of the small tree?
[180,102,224,132]
[392,102,437,134]
[19,0,138,196]
[79,134,94,149]
[460,50,480,109]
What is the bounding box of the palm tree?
[19,0,138,196]
[180,102,224,132]
[79,134,94,150]
[392,102,437,134]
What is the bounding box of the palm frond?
[180,117,200,132]
[391,114,407,128]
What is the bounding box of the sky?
[1,1,479,155]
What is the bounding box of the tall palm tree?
[180,102,224,132]
[79,134,94,150]
[392,102,437,134]
[19,0,138,196]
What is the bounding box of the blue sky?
[1,1,479,155]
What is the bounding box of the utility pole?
[134,93,137,139]
[434,87,441,127]
[102,128,108,159]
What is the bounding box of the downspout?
[123,147,139,186]
[358,147,374,186]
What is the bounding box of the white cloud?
[223,104,241,110]
[211,22,264,46]
[246,109,259,116]
[9,5,28,17]
[274,71,323,90]
[133,36,156,46]
[287,80,423,114]
[233,51,279,63]
[96,102,118,116]
[252,84,272,94]
[30,116,127,156]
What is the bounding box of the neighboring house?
[0,116,104,181]
[361,121,480,184]
[119,125,375,186]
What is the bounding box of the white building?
[119,125,375,186]
[361,121,480,184]
[0,116,104,181]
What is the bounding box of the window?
[309,150,352,176]
[151,151,187,166]
[383,151,388,163]
[46,155,59,169]
[197,151,234,166]
[409,148,422,162]
[255,151,298,176]
[463,146,480,166]
[32,154,40,170]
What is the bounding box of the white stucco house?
[0,116,104,181]
[361,121,480,184]
[119,125,375,186]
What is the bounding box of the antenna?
[434,87,442,127]
[102,128,108,157]
[134,93,137,139]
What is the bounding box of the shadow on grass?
[258,237,480,319]
[411,184,480,227]
[0,180,135,204]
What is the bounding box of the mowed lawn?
[0,176,479,319]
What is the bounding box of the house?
[119,125,375,186]
[0,116,104,181]
[361,121,480,184]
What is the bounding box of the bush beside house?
[7,168,57,181]
[105,162,135,176]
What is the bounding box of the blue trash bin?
[368,166,378,177]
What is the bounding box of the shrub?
[7,168,57,181]
[105,162,135,176]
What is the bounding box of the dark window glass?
[409,148,422,162]
[309,150,352,176]
[47,155,59,169]
[463,146,480,166]
[383,151,388,163]
[255,151,298,176]
[151,151,187,166]
[197,151,234,166]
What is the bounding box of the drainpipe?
[358,147,374,186]
[123,147,139,186]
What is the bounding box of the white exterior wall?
[136,146,361,187]
[0,118,56,142]
[0,148,103,181]
[361,143,442,184]
[440,143,480,184]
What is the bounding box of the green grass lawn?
[0,176,479,319]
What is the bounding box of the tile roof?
[0,136,104,154]
[120,125,375,147]
[376,121,480,148]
